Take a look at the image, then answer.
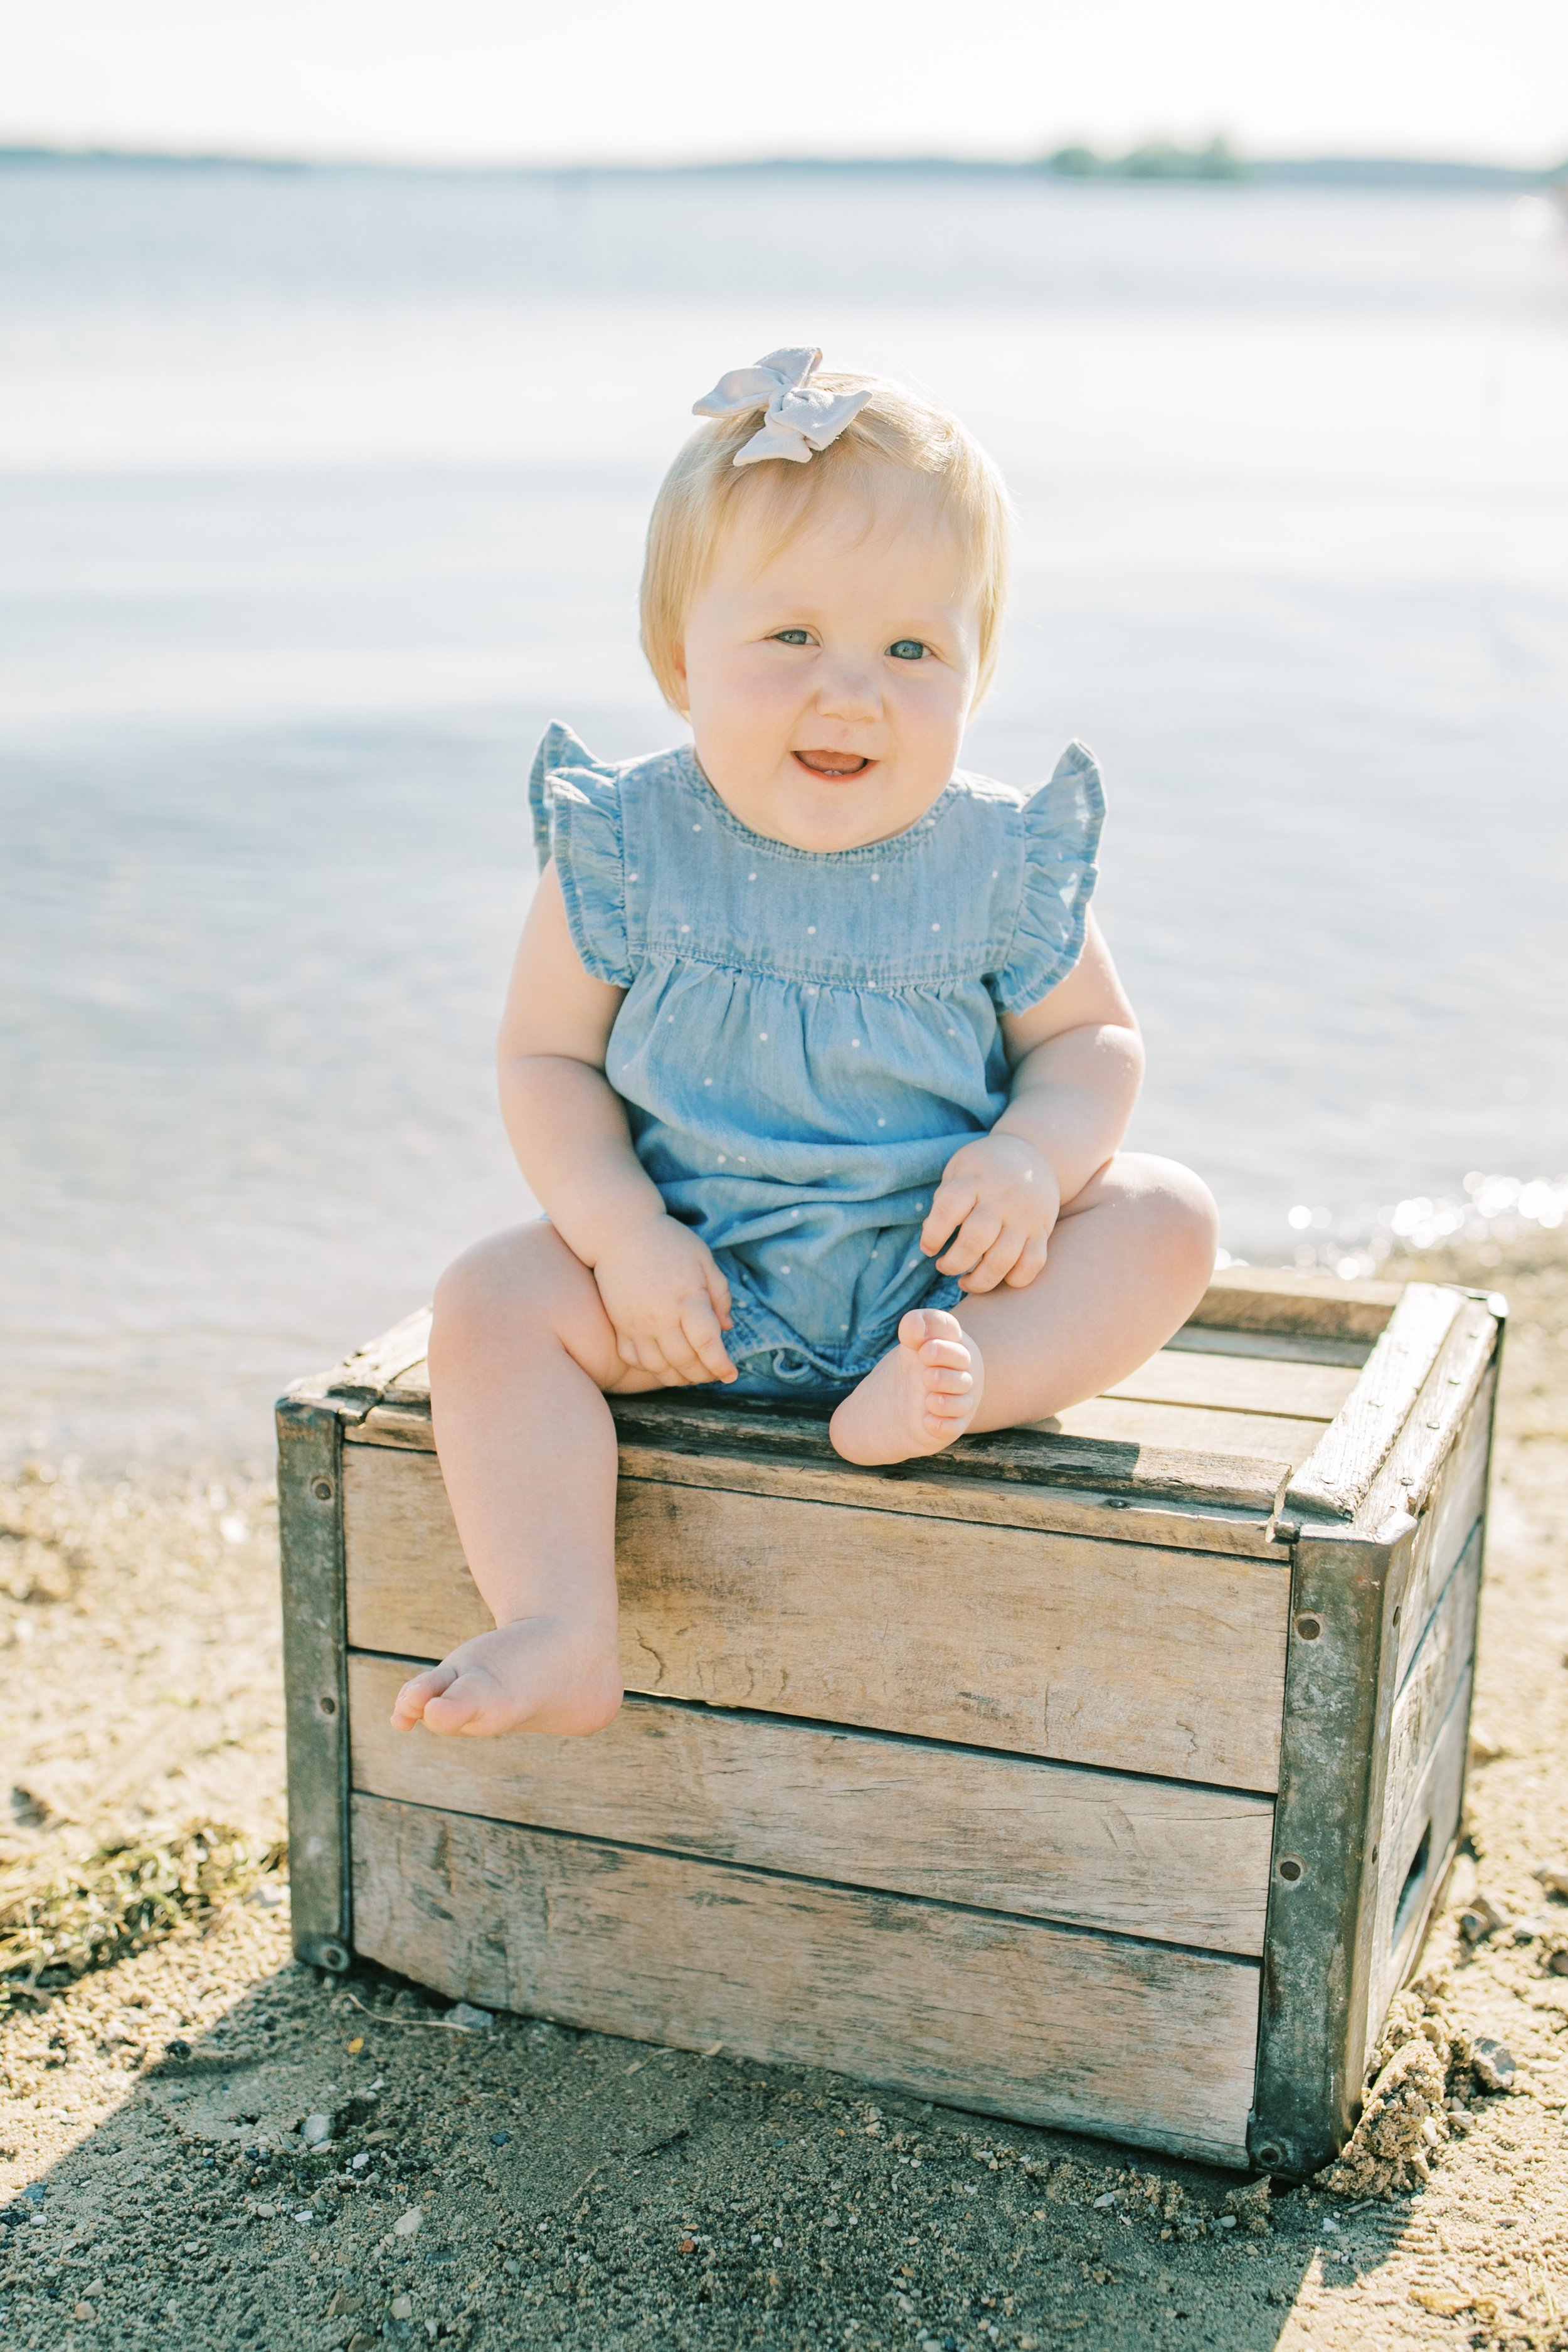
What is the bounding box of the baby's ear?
[669,642,689,713]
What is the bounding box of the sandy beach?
[3,1233,1567,2351]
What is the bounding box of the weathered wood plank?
[1360,1298,1500,1539]
[344,1449,1290,1787]
[347,1402,438,1450]
[1392,1367,1495,1688]
[1247,1526,1399,2176]
[607,1393,1292,1516]
[338,1350,1288,1515]
[1052,1396,1330,1469]
[1364,1677,1473,2069]
[1103,1352,1360,1421]
[349,1793,1260,2166]
[317,1308,432,1406]
[1165,1327,1372,1370]
[1189,1268,1402,1342]
[342,1414,1291,1558]
[1383,1524,1481,1829]
[1288,1285,1465,1523]
[275,1397,354,1973]
[347,1656,1275,1953]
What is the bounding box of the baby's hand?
[921,1133,1060,1293]
[593,1214,738,1386]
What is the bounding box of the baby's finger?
[703,1258,733,1322]
[632,1333,686,1384]
[653,1338,711,1386]
[921,1178,977,1256]
[655,1328,710,1385]
[960,1226,1027,1294]
[391,1663,455,1730]
[1004,1233,1051,1290]
[681,1297,738,1384]
[659,1316,727,1384]
[936,1206,1003,1276]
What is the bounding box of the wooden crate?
[276,1266,1502,2175]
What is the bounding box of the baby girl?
[393,348,1218,1742]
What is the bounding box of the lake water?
[3,159,1566,1464]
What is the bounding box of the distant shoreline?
[0,142,1560,190]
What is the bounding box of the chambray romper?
[530,723,1104,1401]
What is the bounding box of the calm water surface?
[3,161,1565,1461]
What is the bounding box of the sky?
[1,0,1564,170]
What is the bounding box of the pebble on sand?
[394,2208,422,2237]
[444,2003,494,2033]
[1471,2037,1517,2092]
[1459,1895,1513,1942]
[301,2112,333,2147]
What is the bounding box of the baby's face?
[675,480,982,853]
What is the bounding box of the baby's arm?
[921,914,1143,1292]
[499,866,736,1384]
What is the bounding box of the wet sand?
[3,1236,1567,2350]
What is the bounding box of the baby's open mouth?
[793,749,872,778]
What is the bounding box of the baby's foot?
[829,1310,983,1466]
[391,1616,622,1739]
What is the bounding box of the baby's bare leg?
[830,1153,1216,1465]
[960,1152,1219,1431]
[392,1221,660,1739]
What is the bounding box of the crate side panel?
[1384,1525,1481,1821]
[350,1793,1259,2165]
[1364,1677,1473,2063]
[347,1658,1275,1953]
[344,1449,1291,1788]
[1393,1368,1495,1688]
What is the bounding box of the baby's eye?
[771,628,812,645]
[887,638,928,661]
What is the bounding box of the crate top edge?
[281,1270,1485,1523]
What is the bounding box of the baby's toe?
[391,1665,453,1729]
[900,1310,968,1355]
[421,1671,497,1737]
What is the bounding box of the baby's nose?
[814,659,881,723]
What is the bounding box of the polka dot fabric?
[529,723,1104,1392]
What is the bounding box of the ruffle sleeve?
[991,739,1106,1014]
[527,721,633,987]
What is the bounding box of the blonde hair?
[639,371,1012,712]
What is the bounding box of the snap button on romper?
[530,723,1104,1398]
